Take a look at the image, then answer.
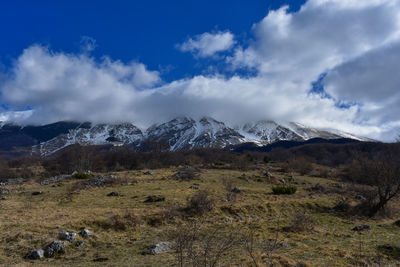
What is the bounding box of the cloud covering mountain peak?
[1,0,400,141]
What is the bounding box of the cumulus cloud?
[324,41,400,126]
[1,0,400,141]
[177,31,235,58]
[0,45,161,125]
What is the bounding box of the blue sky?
[1,0,400,141]
[0,0,305,81]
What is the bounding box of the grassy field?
[0,166,399,266]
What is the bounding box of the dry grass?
[0,167,399,266]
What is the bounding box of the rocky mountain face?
[0,117,368,156]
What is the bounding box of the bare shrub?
[91,211,141,231]
[171,221,240,267]
[183,190,216,216]
[287,157,314,175]
[222,178,237,203]
[342,155,400,217]
[283,213,315,232]
[173,166,200,181]
[240,217,283,267]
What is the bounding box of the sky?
[0,0,399,141]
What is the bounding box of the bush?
[272,185,297,195]
[92,212,141,231]
[283,212,315,232]
[73,171,93,179]
[172,166,200,181]
[183,190,215,216]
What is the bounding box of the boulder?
[144,242,172,255]
[24,249,44,260]
[32,191,43,196]
[79,228,93,239]
[144,195,165,203]
[107,192,119,197]
[44,240,66,257]
[58,231,76,242]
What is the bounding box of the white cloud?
[177,31,235,58]
[1,0,400,141]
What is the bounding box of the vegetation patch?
[272,185,297,195]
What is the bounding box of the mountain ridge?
[0,117,370,156]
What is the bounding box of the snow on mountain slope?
[35,123,143,156]
[146,117,244,150]
[22,117,369,156]
[239,120,304,144]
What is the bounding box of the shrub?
[183,190,215,216]
[73,171,93,179]
[172,166,200,181]
[272,185,297,195]
[283,213,315,232]
[92,212,141,231]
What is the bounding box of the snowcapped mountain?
[34,123,143,156]
[146,117,244,150]
[0,117,370,156]
[239,120,304,144]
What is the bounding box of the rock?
[79,228,93,239]
[32,191,43,196]
[107,192,119,197]
[0,178,24,186]
[82,175,118,188]
[75,241,85,247]
[280,242,290,248]
[24,249,44,260]
[231,187,242,193]
[355,195,366,201]
[189,184,199,189]
[394,220,400,227]
[288,175,295,182]
[143,171,154,175]
[264,171,272,178]
[144,242,172,255]
[40,175,71,185]
[93,257,109,262]
[44,240,66,257]
[58,231,76,242]
[144,195,165,203]
[280,179,286,184]
[1,196,6,200]
[352,224,371,231]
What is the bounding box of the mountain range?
[0,117,368,156]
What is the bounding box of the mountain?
[146,117,244,150]
[0,117,370,156]
[33,123,143,156]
